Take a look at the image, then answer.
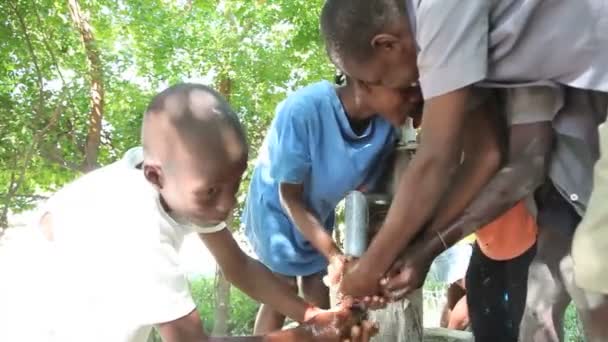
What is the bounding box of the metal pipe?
[344,190,368,257]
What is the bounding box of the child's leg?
[448,295,470,330]
[253,273,298,334]
[504,243,537,339]
[561,253,608,342]
[301,271,330,309]
[519,183,579,342]
[466,243,513,341]
[441,282,466,328]
[518,227,571,342]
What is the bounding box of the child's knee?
[301,272,329,306]
[301,272,326,290]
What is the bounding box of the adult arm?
[340,0,493,296]
[405,84,563,264]
[383,121,553,299]
[421,94,506,243]
[342,87,472,295]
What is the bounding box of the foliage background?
[1,0,334,228]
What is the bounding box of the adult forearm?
[427,146,501,240]
[421,156,547,259]
[362,149,458,278]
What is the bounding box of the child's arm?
[279,182,343,276]
[158,307,376,341]
[199,229,315,322]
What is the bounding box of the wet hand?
[380,252,432,302]
[358,295,387,311]
[301,304,378,341]
[326,253,348,287]
[339,258,380,298]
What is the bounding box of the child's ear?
[143,162,164,190]
[371,33,401,52]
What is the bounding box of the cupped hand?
[302,303,378,341]
[339,258,380,298]
[380,251,432,302]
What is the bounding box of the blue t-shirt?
[242,81,396,276]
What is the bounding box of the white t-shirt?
[37,147,224,342]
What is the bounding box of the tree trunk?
[212,267,232,335]
[67,0,104,172]
[209,63,233,329]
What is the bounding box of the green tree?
[1,0,333,230]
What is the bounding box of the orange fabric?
[475,201,538,261]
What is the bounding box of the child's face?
[159,135,247,227]
[337,41,418,91]
[353,80,422,127]
[334,45,421,127]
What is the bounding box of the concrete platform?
[424,327,474,342]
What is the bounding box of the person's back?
[406,0,608,98]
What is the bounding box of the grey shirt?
[407,0,608,99]
[505,86,608,217]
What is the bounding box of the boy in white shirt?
[31,83,375,342]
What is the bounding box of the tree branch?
[1,95,67,229]
[67,0,105,172]
[8,0,45,113]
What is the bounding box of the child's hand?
[300,304,378,341]
[359,295,388,311]
[326,254,348,287]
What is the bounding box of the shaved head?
[141,83,248,226]
[142,83,247,169]
[321,0,408,65]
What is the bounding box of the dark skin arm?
[279,183,344,283]
[383,122,553,299]
[158,307,377,341]
[421,99,505,239]
[341,88,471,297]
[198,229,378,340]
[199,229,314,322]
[279,183,341,260]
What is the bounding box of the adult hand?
[339,258,381,298]
[381,250,433,302]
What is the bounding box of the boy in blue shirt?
[242,76,421,333]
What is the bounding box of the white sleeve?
[416,0,490,99]
[190,221,227,234]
